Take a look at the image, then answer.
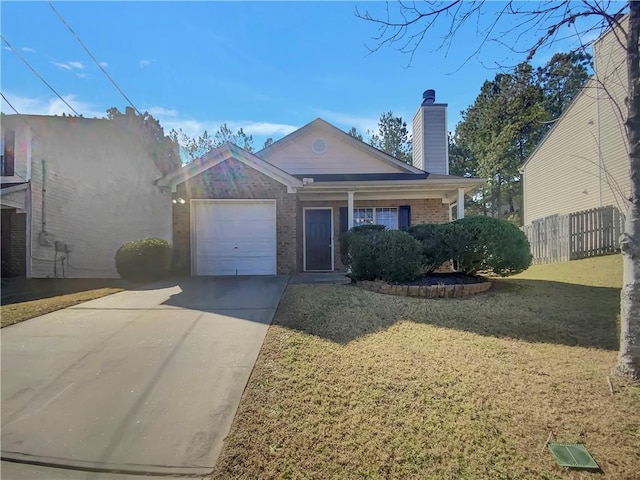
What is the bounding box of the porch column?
[347,191,355,229]
[457,188,465,219]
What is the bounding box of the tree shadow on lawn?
[276,279,620,350]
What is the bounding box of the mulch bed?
[407,272,487,286]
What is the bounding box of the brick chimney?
[412,89,449,174]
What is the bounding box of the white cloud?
[99,61,109,68]
[21,47,36,53]
[0,92,104,118]
[139,59,152,68]
[152,112,297,140]
[146,106,178,117]
[52,60,86,71]
[76,73,90,79]
[52,61,73,71]
[317,110,379,134]
[236,121,297,137]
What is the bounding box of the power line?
[48,1,142,116]
[0,91,20,115]
[1,35,81,116]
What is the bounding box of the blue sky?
[1,1,616,148]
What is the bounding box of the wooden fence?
[524,205,624,264]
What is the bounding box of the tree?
[357,2,639,380]
[367,111,412,163]
[450,52,591,221]
[263,137,274,149]
[170,123,255,164]
[106,107,180,174]
[537,51,593,122]
[347,126,364,141]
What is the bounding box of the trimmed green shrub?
[377,230,422,283]
[453,216,532,276]
[407,223,450,273]
[115,238,172,282]
[341,225,386,280]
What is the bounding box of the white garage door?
[193,200,277,276]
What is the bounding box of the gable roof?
[257,118,424,174]
[157,142,304,193]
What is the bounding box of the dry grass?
[212,254,639,479]
[1,288,123,327]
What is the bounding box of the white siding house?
[521,18,630,226]
[1,114,173,278]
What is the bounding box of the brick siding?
[173,158,297,275]
[298,198,450,271]
[1,209,27,277]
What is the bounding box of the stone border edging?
[356,279,491,298]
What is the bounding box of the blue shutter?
[339,207,348,232]
[399,205,411,229]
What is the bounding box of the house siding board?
[412,108,424,170]
[298,198,449,271]
[173,157,297,275]
[523,19,630,226]
[2,115,172,278]
[420,106,448,175]
[524,86,600,225]
[261,129,403,175]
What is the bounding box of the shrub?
[407,224,450,273]
[453,216,532,276]
[377,230,422,283]
[341,225,386,280]
[115,238,172,282]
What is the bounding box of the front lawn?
[211,254,639,479]
[1,287,124,327]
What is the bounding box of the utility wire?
[1,35,81,116]
[0,91,21,115]
[48,1,142,116]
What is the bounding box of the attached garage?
[191,199,277,276]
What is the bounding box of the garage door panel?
[197,239,274,256]
[202,220,276,239]
[193,201,277,276]
[196,256,275,276]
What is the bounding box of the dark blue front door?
[305,209,332,270]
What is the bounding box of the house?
[521,18,630,227]
[0,112,174,278]
[159,90,484,276]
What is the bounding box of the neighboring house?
[521,18,630,227]
[0,113,173,278]
[159,90,484,276]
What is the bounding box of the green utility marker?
[548,443,600,470]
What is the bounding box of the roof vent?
[311,137,327,155]
[422,89,436,105]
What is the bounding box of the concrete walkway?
[1,276,289,479]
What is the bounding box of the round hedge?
[115,238,172,282]
[453,216,532,276]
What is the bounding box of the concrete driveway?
[1,276,289,479]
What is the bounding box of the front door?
[305,209,332,271]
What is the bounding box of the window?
[1,130,15,177]
[354,207,398,229]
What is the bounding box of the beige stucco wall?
[260,125,404,175]
[522,20,630,225]
[2,115,172,278]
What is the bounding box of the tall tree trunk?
[616,1,640,380]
